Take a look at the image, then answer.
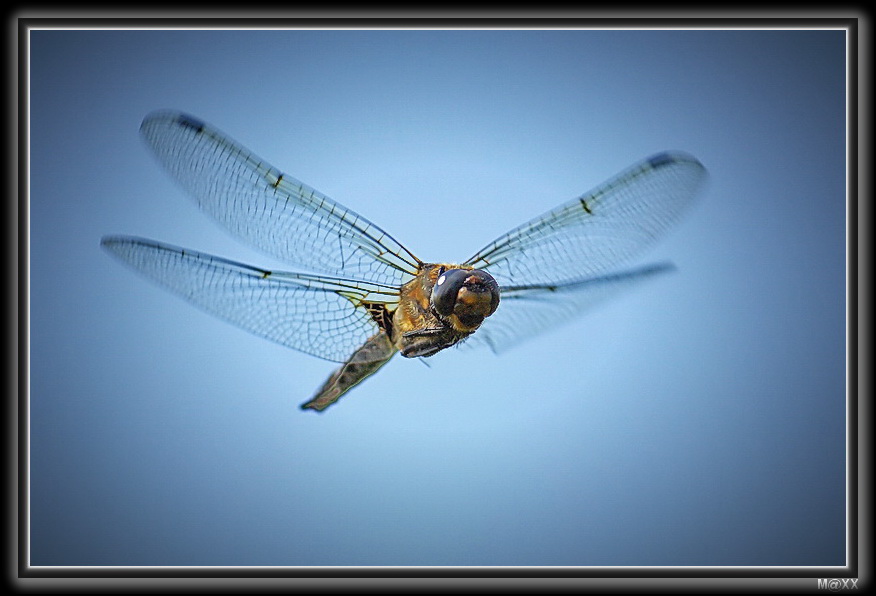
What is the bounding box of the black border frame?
[9,12,867,593]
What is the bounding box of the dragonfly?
[102,111,707,412]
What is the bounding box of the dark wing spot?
[580,198,593,214]
[177,114,205,133]
[648,152,676,169]
[364,303,393,336]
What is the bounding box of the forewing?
[463,264,675,354]
[101,236,399,363]
[464,152,706,286]
[139,111,421,286]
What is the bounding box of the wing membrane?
[464,152,706,286]
[101,236,399,363]
[140,111,421,286]
[463,264,675,354]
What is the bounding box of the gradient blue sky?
[28,29,847,567]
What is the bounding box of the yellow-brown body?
[391,263,493,357]
[301,263,500,411]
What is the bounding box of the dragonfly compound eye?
[431,268,500,328]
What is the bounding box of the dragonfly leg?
[398,327,467,358]
[402,327,444,338]
[300,332,397,412]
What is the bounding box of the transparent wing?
[463,264,675,354]
[140,111,422,286]
[101,236,400,363]
[464,152,706,287]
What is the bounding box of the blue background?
[28,29,847,566]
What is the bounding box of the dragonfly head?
[430,267,500,332]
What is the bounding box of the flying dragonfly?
[102,111,707,412]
